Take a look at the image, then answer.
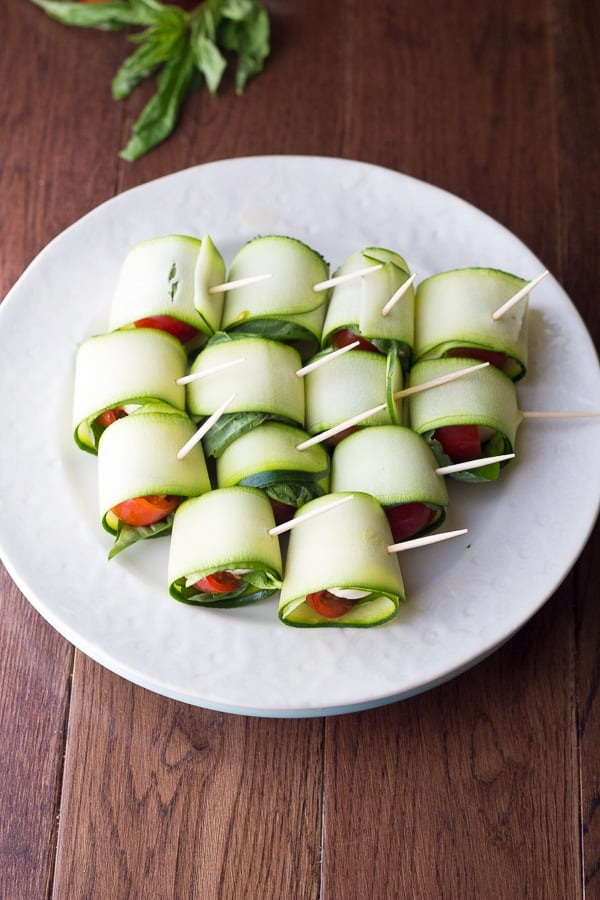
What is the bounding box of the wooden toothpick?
[296,341,360,376]
[268,494,354,536]
[208,273,273,294]
[435,453,515,476]
[177,357,246,385]
[177,393,236,460]
[491,270,549,320]
[296,402,387,450]
[393,361,489,401]
[387,528,469,554]
[381,272,417,316]
[313,264,383,292]
[520,410,600,420]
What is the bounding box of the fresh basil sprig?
[31,0,270,161]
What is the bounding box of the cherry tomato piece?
[331,329,380,353]
[270,499,296,525]
[433,425,481,463]
[194,571,243,594]
[111,494,180,527]
[134,315,199,344]
[385,502,436,542]
[446,346,508,369]
[96,407,127,429]
[305,590,355,619]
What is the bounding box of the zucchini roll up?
[414,267,529,380]
[321,247,415,368]
[216,421,330,524]
[304,348,403,446]
[72,328,187,453]
[330,425,448,542]
[168,487,283,607]
[108,234,226,350]
[278,492,405,627]
[408,357,520,482]
[220,235,330,351]
[186,335,305,457]
[98,403,211,557]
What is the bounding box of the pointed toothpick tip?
[207,273,273,294]
[313,264,383,293]
[268,494,355,536]
[492,269,549,320]
[296,341,360,376]
[394,360,489,400]
[387,528,469,554]
[176,393,236,460]
[176,357,246,385]
[435,453,515,476]
[381,272,417,316]
[296,402,387,450]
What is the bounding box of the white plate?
[1,156,599,717]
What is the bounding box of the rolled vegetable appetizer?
[330,425,448,541]
[220,235,330,350]
[108,234,226,348]
[321,247,415,366]
[186,334,305,457]
[408,357,520,482]
[303,348,403,445]
[278,492,405,626]
[168,486,283,607]
[216,421,330,523]
[414,267,529,380]
[98,403,211,557]
[72,328,187,453]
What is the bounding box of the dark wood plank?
[0,583,72,899]
[553,0,600,892]
[53,656,323,899]
[323,590,580,899]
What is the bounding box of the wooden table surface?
[2,1,599,897]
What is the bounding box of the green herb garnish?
[31,0,271,161]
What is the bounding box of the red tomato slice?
[96,407,127,429]
[433,425,481,463]
[446,346,508,369]
[134,315,199,343]
[194,571,243,594]
[331,328,380,353]
[270,499,296,525]
[305,590,355,619]
[385,502,436,542]
[111,494,180,527]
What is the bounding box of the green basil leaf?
[191,32,227,93]
[200,410,296,458]
[108,512,175,559]
[243,569,282,590]
[227,318,317,342]
[262,481,326,508]
[218,4,270,93]
[119,39,198,161]
[31,0,160,30]
[112,16,189,99]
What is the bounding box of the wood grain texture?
[53,656,324,899]
[553,0,600,891]
[0,1,598,898]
